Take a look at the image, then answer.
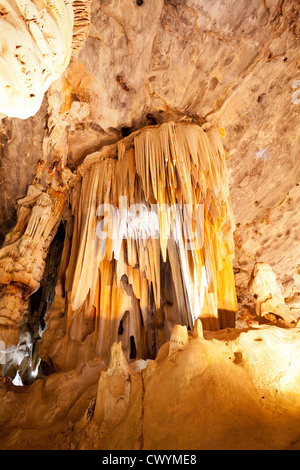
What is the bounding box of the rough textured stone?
[1,0,299,306]
[1,324,300,450]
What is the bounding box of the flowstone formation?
[0,177,69,381]
[248,262,296,326]
[50,121,237,368]
[0,0,91,119]
[1,322,300,450]
[0,0,92,383]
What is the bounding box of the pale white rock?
[0,0,91,119]
[0,0,74,118]
[248,262,296,325]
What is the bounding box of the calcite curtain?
[63,121,237,362]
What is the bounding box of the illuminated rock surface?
[0,323,300,450]
[49,121,237,370]
[0,0,299,451]
[0,0,91,119]
[248,262,296,325]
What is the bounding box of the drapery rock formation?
[0,0,299,451]
[55,121,237,369]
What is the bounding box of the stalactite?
[63,121,237,365]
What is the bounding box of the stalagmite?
[0,0,91,119]
[248,262,296,326]
[94,341,130,425]
[62,121,238,366]
[193,318,203,339]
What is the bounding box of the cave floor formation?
[0,321,300,450]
